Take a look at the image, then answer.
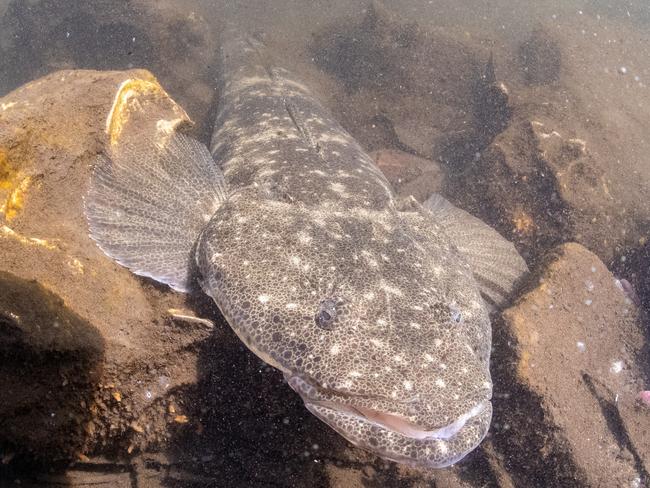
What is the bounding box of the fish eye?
[315,298,338,330]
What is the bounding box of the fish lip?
[304,398,492,468]
[285,373,489,441]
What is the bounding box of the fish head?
[198,195,493,467]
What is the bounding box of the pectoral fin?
[423,193,528,306]
[85,132,227,292]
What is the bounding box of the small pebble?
[576,341,586,352]
[619,66,628,75]
[584,299,592,306]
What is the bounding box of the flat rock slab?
[502,242,649,487]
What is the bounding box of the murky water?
[0,1,649,487]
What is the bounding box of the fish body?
[85,33,527,468]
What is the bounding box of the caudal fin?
[85,132,227,292]
[424,193,528,306]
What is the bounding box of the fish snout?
[285,370,491,442]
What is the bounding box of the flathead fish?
[85,32,527,468]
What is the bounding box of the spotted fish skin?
[86,32,527,468]
[196,34,500,467]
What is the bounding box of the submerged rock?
[0,69,209,462]
[370,149,444,202]
[502,243,649,487]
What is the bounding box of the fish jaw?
[304,397,491,468]
[286,374,492,468]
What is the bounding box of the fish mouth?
[286,374,489,441]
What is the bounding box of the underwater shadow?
[0,271,106,485]
[162,290,452,488]
[157,291,342,487]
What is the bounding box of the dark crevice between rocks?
[581,373,649,485]
[484,314,589,488]
[431,33,571,267]
[437,54,511,175]
[472,55,511,139]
